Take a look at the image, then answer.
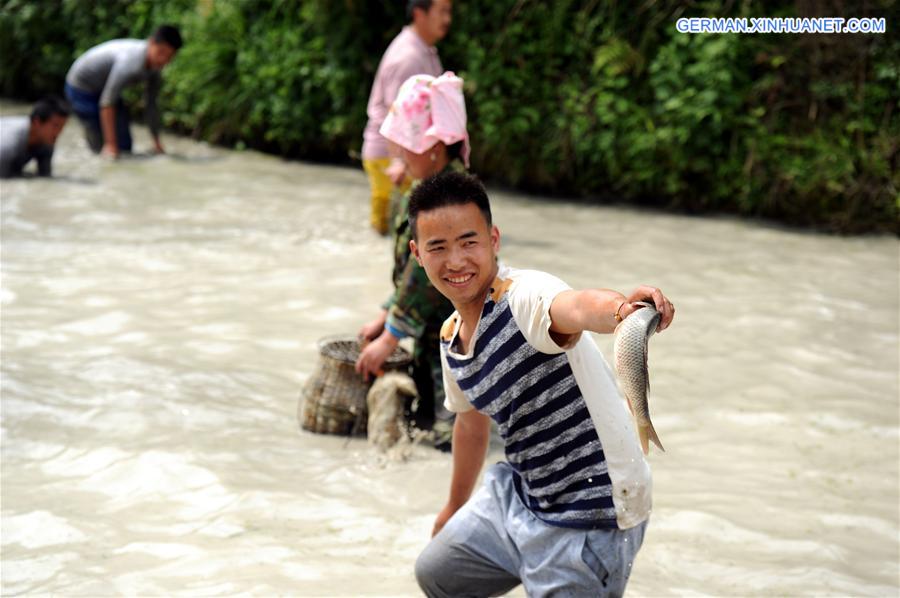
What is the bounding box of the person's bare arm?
[145,73,164,153]
[100,106,118,158]
[432,409,491,536]
[549,285,675,337]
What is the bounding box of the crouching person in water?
[0,96,70,178]
[64,25,182,159]
[409,172,675,597]
[355,72,470,451]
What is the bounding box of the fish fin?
[646,420,665,453]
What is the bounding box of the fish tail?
[637,419,665,454]
[646,419,665,453]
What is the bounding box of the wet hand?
[358,311,388,343]
[431,502,459,537]
[354,331,398,381]
[623,285,675,332]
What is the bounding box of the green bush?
[0,0,895,233]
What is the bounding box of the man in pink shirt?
[362,0,452,234]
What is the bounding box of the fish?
[614,301,665,454]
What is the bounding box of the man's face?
[146,41,177,70]
[32,114,67,146]
[411,202,500,309]
[419,0,452,43]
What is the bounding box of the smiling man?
[64,25,182,159]
[408,171,675,597]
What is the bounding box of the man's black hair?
[31,95,71,122]
[407,0,433,20]
[153,24,183,50]
[408,171,492,240]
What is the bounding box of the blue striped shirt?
[441,281,619,529]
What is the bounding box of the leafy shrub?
[0,0,895,232]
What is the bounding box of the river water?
[2,103,898,596]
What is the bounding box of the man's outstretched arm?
[549,285,675,337]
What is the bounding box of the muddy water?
[2,104,898,596]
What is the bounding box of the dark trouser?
[409,328,455,450]
[64,83,132,153]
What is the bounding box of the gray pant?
[416,463,647,598]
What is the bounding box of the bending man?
[64,25,182,159]
[0,96,70,178]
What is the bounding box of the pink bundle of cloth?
[380,71,470,167]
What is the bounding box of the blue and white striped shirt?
[441,266,652,530]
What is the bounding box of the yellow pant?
[363,158,410,234]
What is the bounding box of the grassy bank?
[1,0,896,233]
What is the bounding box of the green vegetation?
[1,0,896,233]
